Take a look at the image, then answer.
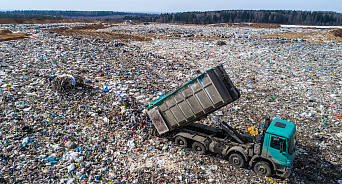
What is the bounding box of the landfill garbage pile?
[0,23,341,184]
[216,41,226,46]
[49,74,86,93]
[49,24,152,42]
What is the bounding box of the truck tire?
[228,153,245,168]
[175,136,187,148]
[192,142,206,154]
[253,161,272,177]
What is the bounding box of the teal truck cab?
[254,118,296,177]
[147,65,296,177]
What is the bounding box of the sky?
[1,0,342,13]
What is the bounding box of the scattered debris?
[0,22,341,184]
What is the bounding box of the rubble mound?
[50,74,86,93]
[217,40,227,46]
[0,29,29,42]
[331,29,342,37]
[0,29,12,34]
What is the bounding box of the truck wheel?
[254,161,272,176]
[175,136,187,148]
[228,153,245,168]
[192,142,206,154]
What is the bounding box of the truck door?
[266,135,288,166]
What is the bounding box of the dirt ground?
[261,29,342,42]
[0,29,29,42]
[0,18,95,42]
[332,29,342,37]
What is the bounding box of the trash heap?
[49,74,86,93]
[0,23,341,183]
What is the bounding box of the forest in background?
[125,10,342,26]
[1,10,342,26]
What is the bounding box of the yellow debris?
[248,126,259,135]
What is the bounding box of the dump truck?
[147,64,296,178]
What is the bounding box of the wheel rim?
[232,157,240,165]
[257,165,267,174]
[176,137,186,147]
[196,146,202,151]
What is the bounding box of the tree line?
[1,10,342,26]
[0,10,146,19]
[125,10,342,26]
[0,12,55,19]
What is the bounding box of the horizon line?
[1,9,341,14]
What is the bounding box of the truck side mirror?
[279,140,285,153]
[279,143,284,153]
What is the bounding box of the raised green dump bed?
[148,65,240,134]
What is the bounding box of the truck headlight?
[287,160,292,166]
